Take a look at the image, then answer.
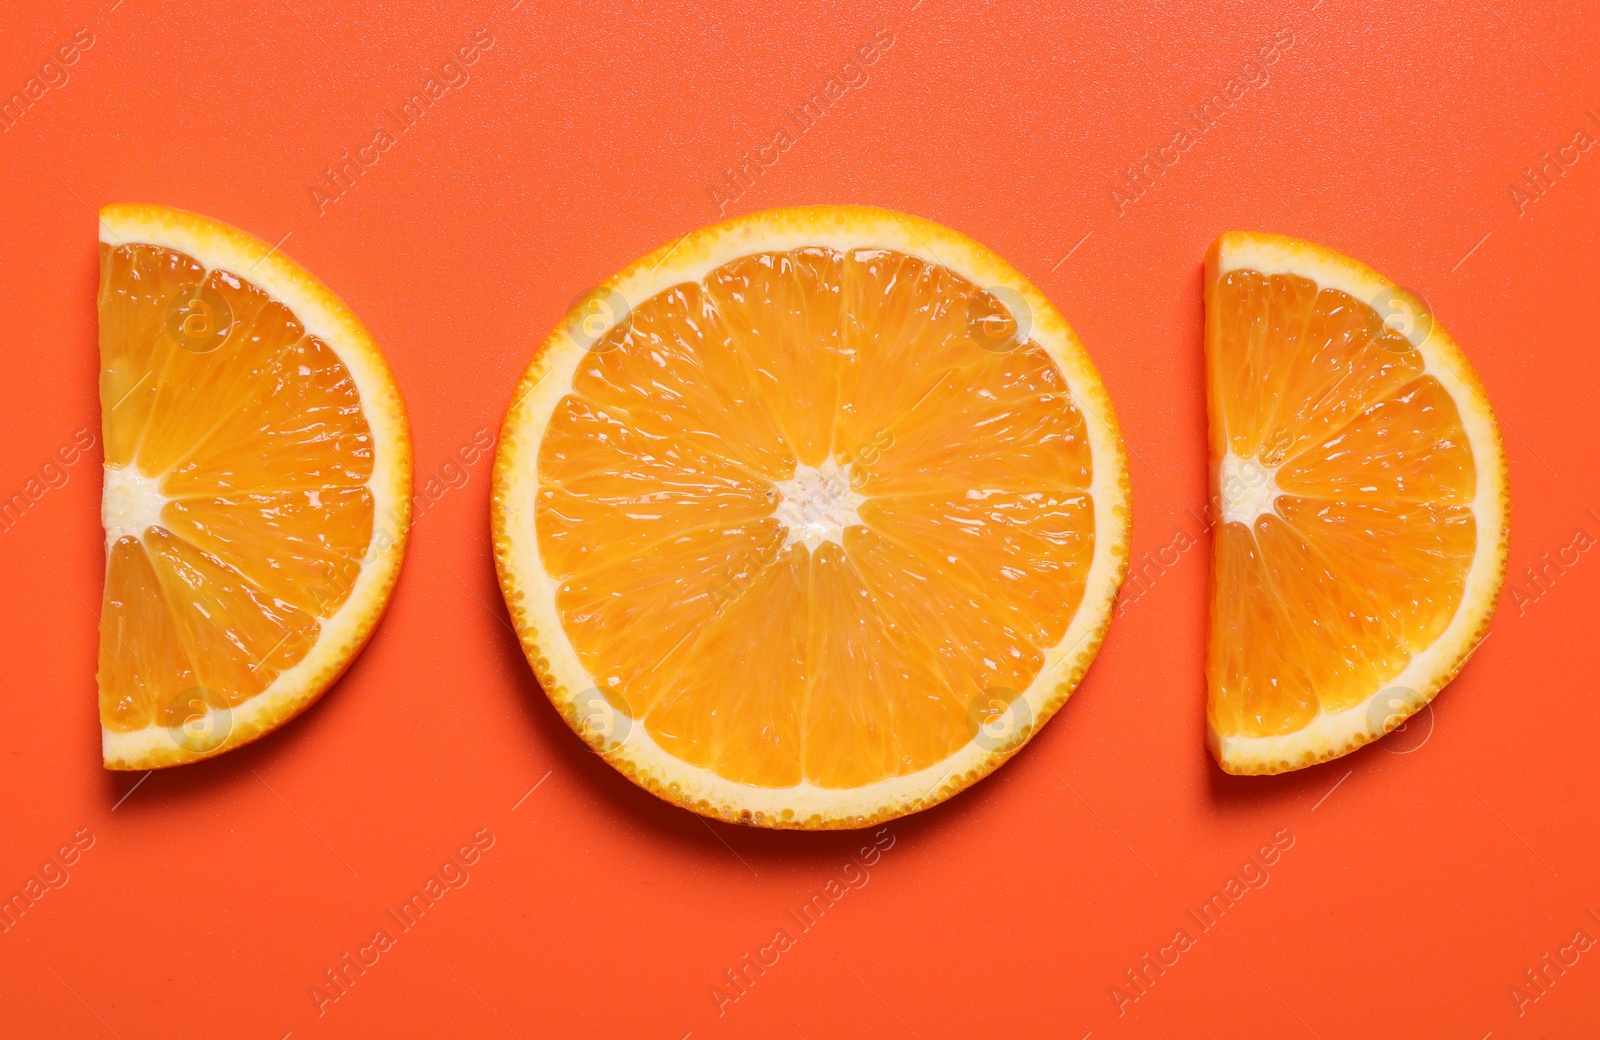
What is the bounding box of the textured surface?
[1,0,1598,1037]
[542,246,1095,788]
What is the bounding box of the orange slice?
[493,206,1130,828]
[97,205,411,769]
[1204,232,1508,774]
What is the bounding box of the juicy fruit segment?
[538,248,1096,789]
[98,241,375,739]
[1206,266,1477,740]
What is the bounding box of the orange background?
[3,0,1599,1037]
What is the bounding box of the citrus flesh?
[1205,232,1508,774]
[98,205,411,769]
[494,207,1130,828]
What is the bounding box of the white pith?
[1217,451,1280,526]
[97,206,409,769]
[772,461,866,551]
[1209,233,1508,773]
[493,207,1132,826]
[102,465,168,548]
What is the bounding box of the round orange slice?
[97,205,411,770]
[1204,231,1509,774]
[493,206,1130,828]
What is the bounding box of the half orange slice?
[97,205,411,769]
[1205,232,1508,774]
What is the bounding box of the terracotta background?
[2,0,1598,1036]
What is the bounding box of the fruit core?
[1218,451,1280,526]
[102,465,167,545]
[772,460,866,552]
